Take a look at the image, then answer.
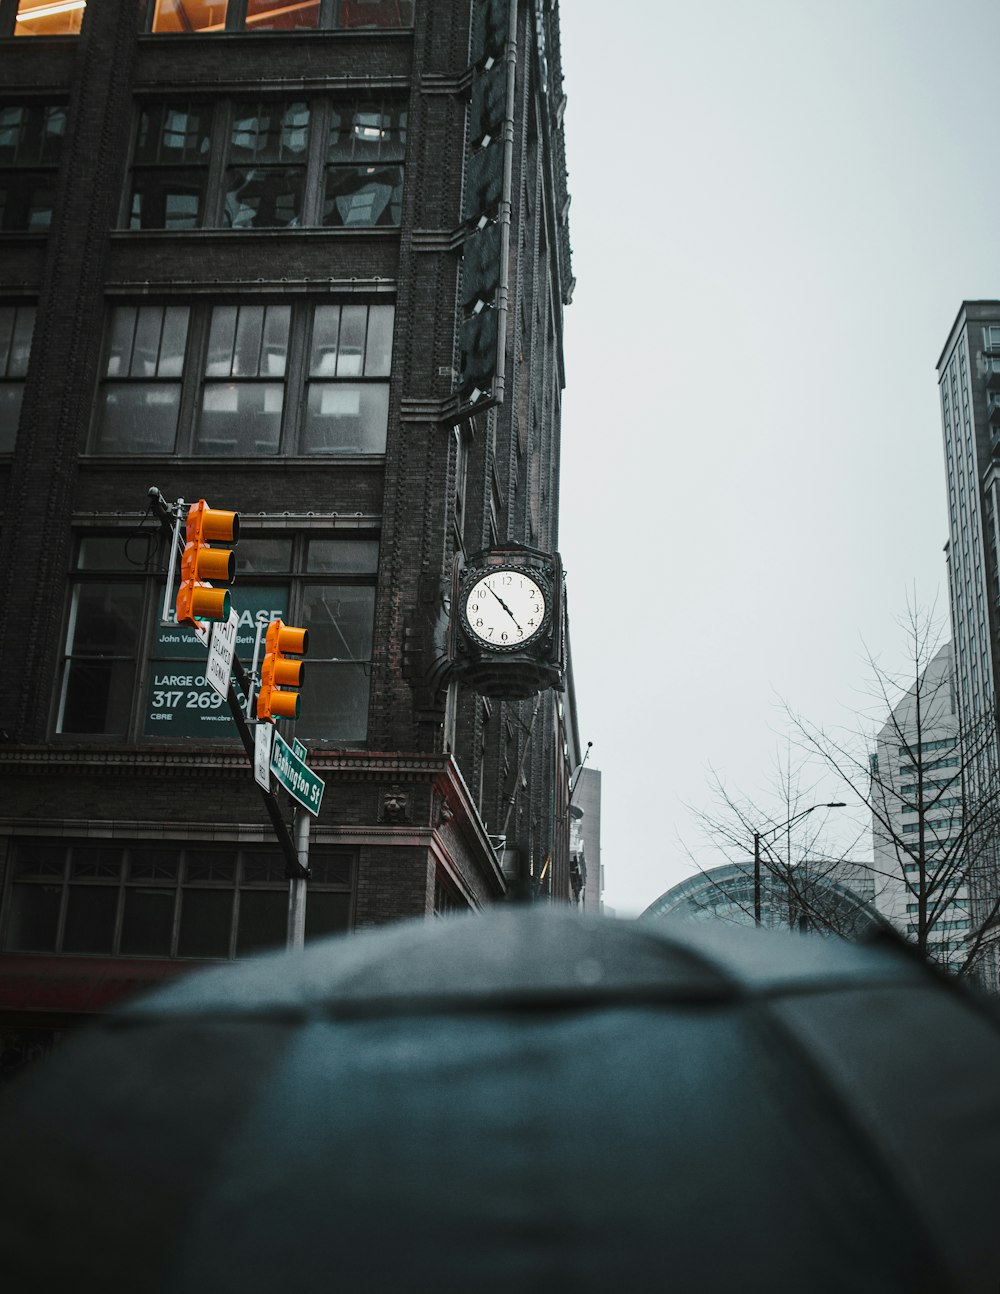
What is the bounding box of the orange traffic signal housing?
[257,618,309,722]
[176,499,239,627]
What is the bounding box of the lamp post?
[753,803,846,927]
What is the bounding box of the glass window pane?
[306,539,379,574]
[76,536,136,571]
[233,306,264,377]
[71,846,122,878]
[158,306,190,376]
[301,584,374,658]
[106,306,136,377]
[0,385,23,453]
[309,854,353,886]
[237,538,293,573]
[10,306,35,376]
[236,889,286,956]
[129,171,206,229]
[302,382,388,453]
[66,582,142,656]
[309,306,341,376]
[304,890,351,940]
[0,107,24,165]
[206,306,237,376]
[336,306,366,377]
[58,656,137,734]
[197,382,283,454]
[364,305,394,376]
[241,852,286,884]
[332,1,414,30]
[63,886,117,954]
[223,167,304,228]
[4,885,61,951]
[132,307,166,377]
[178,889,233,957]
[14,0,86,36]
[323,164,402,227]
[185,851,236,883]
[14,844,65,878]
[96,384,181,453]
[128,848,181,881]
[151,0,228,32]
[261,305,290,375]
[296,661,369,742]
[135,104,211,164]
[120,888,175,956]
[246,0,319,31]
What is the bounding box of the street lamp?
[753,803,846,927]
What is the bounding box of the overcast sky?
[556,0,1000,915]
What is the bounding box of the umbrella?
[1,908,999,1293]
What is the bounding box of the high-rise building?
[870,642,972,973]
[937,303,1000,983]
[0,0,582,1072]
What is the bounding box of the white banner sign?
[254,722,274,791]
[206,609,239,700]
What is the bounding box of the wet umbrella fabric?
[1,908,999,1293]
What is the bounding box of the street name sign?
[270,731,325,816]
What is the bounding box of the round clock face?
[463,568,548,650]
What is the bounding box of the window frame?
[0,300,35,452]
[1,837,356,959]
[0,101,68,231]
[124,95,406,232]
[145,0,415,35]
[54,526,380,745]
[89,297,395,459]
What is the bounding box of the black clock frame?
[457,563,553,654]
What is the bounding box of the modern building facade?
[870,642,972,973]
[937,303,1000,983]
[0,0,582,1070]
[640,861,878,937]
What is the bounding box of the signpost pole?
[288,805,310,950]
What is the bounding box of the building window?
[0,303,34,451]
[95,304,190,453]
[126,97,404,230]
[6,0,85,35]
[1,839,353,958]
[197,303,289,453]
[0,103,66,230]
[324,101,406,227]
[303,303,392,451]
[92,300,393,456]
[148,0,413,33]
[56,528,377,743]
[224,101,310,228]
[129,102,213,229]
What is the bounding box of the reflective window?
[151,0,228,32]
[92,299,392,457]
[0,104,67,231]
[128,103,212,229]
[0,303,34,451]
[125,97,404,229]
[95,305,190,453]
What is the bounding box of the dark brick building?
[0,0,581,1070]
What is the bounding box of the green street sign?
[270,730,325,816]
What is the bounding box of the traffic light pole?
[288,805,311,950]
[147,488,308,889]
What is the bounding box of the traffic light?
[176,499,239,627]
[257,618,309,722]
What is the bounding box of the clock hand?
[484,584,523,631]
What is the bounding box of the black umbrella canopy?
[1,908,999,1293]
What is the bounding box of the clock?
[460,566,549,653]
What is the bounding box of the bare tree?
[784,607,1000,983]
[683,753,877,940]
